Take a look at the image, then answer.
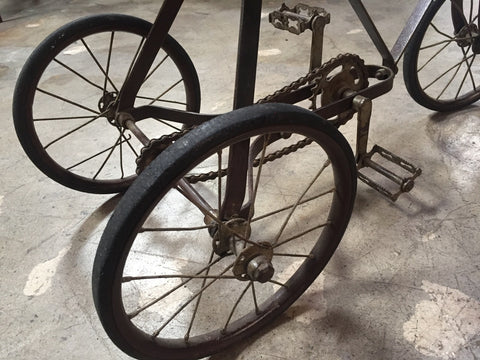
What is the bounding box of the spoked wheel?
[13,14,201,193]
[93,104,357,360]
[404,0,480,111]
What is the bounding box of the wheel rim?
[414,0,480,107]
[16,16,199,193]
[104,113,355,359]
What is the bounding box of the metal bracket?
[269,3,330,70]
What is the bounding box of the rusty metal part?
[209,218,251,257]
[314,64,394,122]
[135,129,189,174]
[390,0,434,64]
[98,91,119,124]
[353,95,372,161]
[133,57,392,188]
[269,3,329,35]
[232,241,274,282]
[117,112,150,146]
[310,55,369,124]
[348,0,397,72]
[352,95,422,201]
[258,53,369,110]
[185,137,314,184]
[147,54,370,184]
[357,145,422,201]
[269,3,330,70]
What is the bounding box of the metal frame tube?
[117,0,184,110]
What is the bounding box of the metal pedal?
[269,3,330,35]
[357,145,422,201]
[269,3,330,70]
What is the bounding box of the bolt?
[247,255,274,283]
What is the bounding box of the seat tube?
[221,0,263,220]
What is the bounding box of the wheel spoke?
[140,225,210,232]
[251,188,335,223]
[119,36,146,101]
[126,256,225,319]
[53,58,104,92]
[217,150,223,211]
[151,263,234,338]
[43,113,104,150]
[419,36,470,50]
[428,21,454,41]
[463,47,477,91]
[272,159,331,246]
[454,50,477,99]
[102,32,115,95]
[273,221,330,249]
[34,115,100,122]
[119,124,125,179]
[81,38,119,93]
[185,251,215,341]
[251,282,259,314]
[273,253,313,258]
[123,274,236,282]
[93,129,125,179]
[143,54,169,84]
[36,88,100,115]
[119,128,139,158]
[422,52,475,91]
[247,134,271,228]
[418,41,450,72]
[222,282,252,333]
[151,117,183,131]
[66,134,132,171]
[148,79,183,105]
[135,95,187,106]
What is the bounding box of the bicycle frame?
[113,0,436,218]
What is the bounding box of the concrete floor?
[1,0,480,359]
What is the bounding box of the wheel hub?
[206,216,275,282]
[98,91,119,124]
[456,23,480,53]
[232,241,274,283]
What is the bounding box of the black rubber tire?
[92,103,357,360]
[13,14,201,193]
[404,0,480,111]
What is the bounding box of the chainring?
[310,54,369,123]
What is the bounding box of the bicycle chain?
[136,53,368,181]
[135,129,190,174]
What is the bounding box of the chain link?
[136,54,367,182]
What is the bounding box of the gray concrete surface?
[1,0,480,359]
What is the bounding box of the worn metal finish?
[357,145,422,201]
[390,0,432,63]
[269,3,330,70]
[310,54,369,124]
[111,0,419,207]
[135,129,190,174]
[222,0,263,220]
[352,95,372,162]
[233,241,274,282]
[353,95,422,201]
[117,0,184,110]
[348,0,397,72]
